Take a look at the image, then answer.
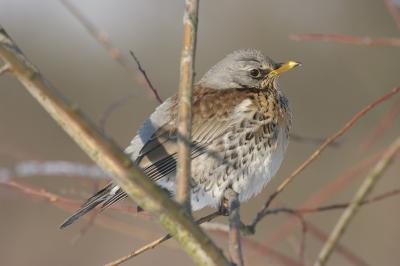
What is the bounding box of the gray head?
[198,49,300,90]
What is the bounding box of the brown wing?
[136,86,251,182]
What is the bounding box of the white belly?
[158,128,289,211]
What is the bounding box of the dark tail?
[59,183,117,229]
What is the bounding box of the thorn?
[0,63,11,76]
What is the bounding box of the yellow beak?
[270,61,301,76]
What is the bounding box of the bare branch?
[0,25,228,266]
[175,0,199,212]
[384,0,400,31]
[289,34,400,47]
[129,51,162,103]
[105,211,220,266]
[315,137,400,266]
[224,188,244,266]
[99,51,162,132]
[247,87,399,233]
[359,98,400,151]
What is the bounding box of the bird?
[60,49,300,228]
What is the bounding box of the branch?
[225,188,244,266]
[0,26,228,266]
[289,34,400,47]
[175,0,199,211]
[359,98,400,151]
[246,87,399,233]
[314,137,400,266]
[129,50,162,103]
[384,0,400,30]
[105,211,220,266]
[203,222,303,266]
[59,0,162,103]
[306,222,369,266]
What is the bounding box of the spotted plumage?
[60,49,299,228]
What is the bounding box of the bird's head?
[198,49,301,90]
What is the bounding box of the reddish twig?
[0,180,138,215]
[248,87,399,232]
[384,0,400,30]
[359,98,400,151]
[289,34,400,47]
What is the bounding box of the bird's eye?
[249,68,261,78]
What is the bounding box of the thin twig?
[104,211,220,266]
[225,188,244,266]
[289,34,400,47]
[175,0,199,212]
[384,0,400,30]
[0,25,228,266]
[247,87,399,232]
[59,0,162,103]
[359,98,400,151]
[129,50,162,103]
[315,137,400,266]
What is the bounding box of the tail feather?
[59,183,115,229]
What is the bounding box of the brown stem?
[175,0,199,212]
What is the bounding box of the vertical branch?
[176,0,199,212]
[314,137,400,266]
[225,188,244,266]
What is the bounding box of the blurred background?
[0,0,399,265]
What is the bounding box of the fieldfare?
[60,49,300,228]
